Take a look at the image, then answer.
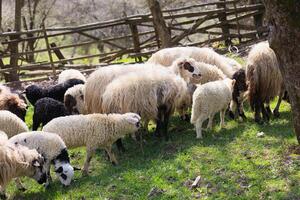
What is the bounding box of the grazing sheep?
[42,112,141,175]
[0,110,29,138]
[191,78,235,139]
[58,69,86,84]
[25,78,85,105]
[9,131,74,187]
[64,84,85,114]
[246,41,284,124]
[85,58,201,114]
[0,142,46,199]
[102,68,189,141]
[0,85,27,121]
[147,46,236,77]
[32,97,69,131]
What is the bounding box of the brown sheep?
[246,41,284,124]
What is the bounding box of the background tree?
[263,0,300,143]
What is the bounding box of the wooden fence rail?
[0,0,267,85]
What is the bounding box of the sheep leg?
[115,139,125,153]
[82,148,96,176]
[154,105,166,137]
[104,146,118,165]
[261,103,270,122]
[220,110,226,128]
[206,114,214,130]
[162,108,172,141]
[15,178,26,191]
[195,116,205,139]
[32,114,40,131]
[254,100,263,124]
[228,101,237,119]
[273,87,284,118]
[237,101,246,120]
[44,163,52,188]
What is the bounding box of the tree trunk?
[147,0,171,48]
[8,0,23,82]
[263,0,300,143]
[0,0,2,31]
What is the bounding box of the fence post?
[217,0,231,46]
[233,1,242,43]
[42,24,56,79]
[129,23,142,63]
[50,42,72,65]
[147,0,172,48]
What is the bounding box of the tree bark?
[7,0,23,82]
[263,0,300,143]
[147,0,172,48]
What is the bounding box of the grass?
[5,98,300,200]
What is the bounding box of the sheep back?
[0,110,29,138]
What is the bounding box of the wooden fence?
[0,0,267,85]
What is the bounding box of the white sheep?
[58,69,86,84]
[0,142,46,198]
[9,131,74,187]
[64,84,85,114]
[0,110,29,138]
[191,78,235,139]
[0,131,8,145]
[42,112,141,175]
[147,46,236,77]
[101,68,189,141]
[85,58,201,114]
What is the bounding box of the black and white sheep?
[9,131,74,187]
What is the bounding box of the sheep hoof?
[112,161,118,166]
[18,187,26,192]
[255,118,263,125]
[273,110,280,118]
[228,111,235,119]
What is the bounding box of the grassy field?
[5,98,300,200]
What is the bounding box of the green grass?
[5,99,300,200]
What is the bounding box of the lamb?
[25,78,85,105]
[0,85,27,121]
[42,112,141,175]
[0,110,29,138]
[32,97,69,131]
[0,142,46,199]
[147,46,237,77]
[246,41,284,124]
[101,68,189,141]
[58,69,86,84]
[85,58,201,114]
[9,131,74,187]
[191,78,235,139]
[64,84,85,114]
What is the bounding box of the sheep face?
[123,113,142,131]
[25,85,43,105]
[64,94,79,114]
[177,59,202,84]
[6,97,27,121]
[54,163,74,186]
[29,153,47,184]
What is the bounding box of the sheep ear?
[55,166,63,173]
[126,116,139,125]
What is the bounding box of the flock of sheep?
[0,41,286,198]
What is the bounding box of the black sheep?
[229,69,248,120]
[25,79,84,105]
[32,97,70,131]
